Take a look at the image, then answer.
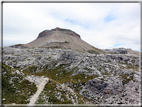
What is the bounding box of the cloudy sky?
[3,3,140,51]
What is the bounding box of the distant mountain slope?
[24,27,105,54]
[102,48,139,56]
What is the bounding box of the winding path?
[25,76,49,105]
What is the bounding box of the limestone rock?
[2,28,140,105]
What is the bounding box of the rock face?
[24,27,104,53]
[81,75,140,104]
[2,28,140,106]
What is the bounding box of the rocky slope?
[102,48,139,56]
[2,28,140,106]
[2,46,140,106]
[24,27,104,54]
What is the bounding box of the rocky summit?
[24,27,104,54]
[2,28,140,106]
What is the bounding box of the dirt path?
[25,76,49,105]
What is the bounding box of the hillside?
[2,47,140,106]
[2,28,140,106]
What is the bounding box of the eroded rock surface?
[2,46,140,105]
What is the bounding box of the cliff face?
[2,28,140,106]
[24,27,104,54]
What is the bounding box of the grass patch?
[69,74,98,92]
[87,50,99,54]
[23,66,38,75]
[36,79,74,104]
[10,44,28,48]
[120,64,139,70]
[28,64,98,91]
[120,74,133,85]
[23,63,96,104]
[91,46,106,54]
[2,64,37,104]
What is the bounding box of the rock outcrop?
[2,46,140,105]
[2,28,140,106]
[102,48,139,56]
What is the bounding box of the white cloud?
[3,3,140,51]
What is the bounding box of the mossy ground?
[120,74,134,85]
[22,63,96,104]
[36,79,86,104]
[23,63,98,92]
[2,64,37,104]
[36,79,73,104]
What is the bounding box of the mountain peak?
[37,27,80,39]
[55,27,61,30]
[25,28,104,54]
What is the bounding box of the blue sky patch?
[105,14,116,22]
[65,19,78,24]
[65,19,90,29]
[114,43,124,47]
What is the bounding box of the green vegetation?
[23,63,98,92]
[69,74,98,92]
[50,46,63,49]
[2,64,37,104]
[120,74,133,85]
[22,62,97,104]
[91,46,106,54]
[135,88,138,91]
[36,79,76,104]
[120,64,139,70]
[118,102,123,104]
[101,71,111,76]
[65,41,69,43]
[88,50,99,54]
[10,44,28,48]
[23,66,38,75]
